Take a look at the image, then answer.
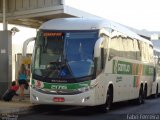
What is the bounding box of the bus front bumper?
[30,88,96,106]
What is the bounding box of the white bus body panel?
[30,18,154,106]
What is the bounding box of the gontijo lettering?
[118,63,130,72]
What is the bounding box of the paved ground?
[17,97,160,120]
[0,95,33,114]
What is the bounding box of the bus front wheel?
[97,86,113,113]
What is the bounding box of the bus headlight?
[90,82,98,89]
[32,94,39,101]
[78,86,90,92]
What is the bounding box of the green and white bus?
[152,46,160,98]
[29,18,155,112]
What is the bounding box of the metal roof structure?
[0,0,99,28]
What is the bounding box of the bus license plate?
[53,97,65,102]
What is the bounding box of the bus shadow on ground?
[26,101,139,116]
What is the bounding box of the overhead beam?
[3,0,7,30]
[0,0,99,28]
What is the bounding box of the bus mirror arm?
[22,37,36,57]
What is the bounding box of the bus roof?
[39,18,152,44]
[40,18,110,30]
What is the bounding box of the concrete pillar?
[0,31,12,99]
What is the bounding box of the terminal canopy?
[0,0,98,28]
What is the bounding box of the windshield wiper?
[44,61,73,79]
[63,59,73,78]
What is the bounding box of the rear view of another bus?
[152,47,160,98]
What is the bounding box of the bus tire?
[135,85,144,105]
[143,84,147,99]
[154,85,158,98]
[97,86,113,113]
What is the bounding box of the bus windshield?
[33,30,98,82]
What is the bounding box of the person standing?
[17,64,27,100]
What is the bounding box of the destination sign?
[43,32,62,37]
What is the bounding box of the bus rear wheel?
[135,86,144,105]
[143,84,147,99]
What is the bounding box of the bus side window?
[109,30,119,59]
[134,39,141,60]
[109,31,127,60]
[101,36,109,68]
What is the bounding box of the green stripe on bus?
[32,80,91,90]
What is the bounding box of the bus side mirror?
[22,37,36,57]
[94,38,104,58]
[93,38,104,76]
[22,37,35,73]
